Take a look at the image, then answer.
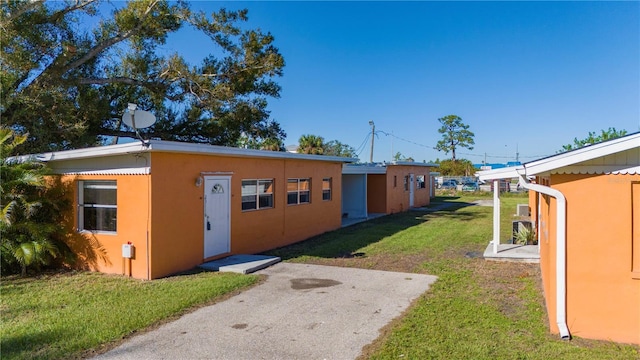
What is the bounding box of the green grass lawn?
[267,193,640,360]
[0,271,259,360]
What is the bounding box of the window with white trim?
[322,178,332,201]
[417,175,426,189]
[78,180,117,233]
[287,178,310,205]
[242,179,274,211]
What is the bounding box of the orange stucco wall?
[61,153,344,280]
[366,166,431,215]
[61,174,151,279]
[537,190,556,334]
[386,167,409,214]
[148,152,343,279]
[535,173,640,344]
[413,171,431,207]
[384,166,431,213]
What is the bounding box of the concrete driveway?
[94,263,437,360]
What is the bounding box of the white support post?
[537,192,542,253]
[493,180,501,254]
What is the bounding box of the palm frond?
[1,200,18,225]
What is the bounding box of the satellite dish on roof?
[122,107,156,129]
[122,103,155,144]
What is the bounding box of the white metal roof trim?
[551,168,639,175]
[521,133,640,174]
[389,161,439,167]
[31,140,357,164]
[478,166,521,180]
[479,133,640,181]
[147,140,357,163]
[51,167,151,175]
[342,164,387,174]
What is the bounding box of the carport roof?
[478,131,640,181]
[343,161,438,174]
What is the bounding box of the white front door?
[203,176,231,258]
[409,173,415,207]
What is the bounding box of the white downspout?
[517,171,570,340]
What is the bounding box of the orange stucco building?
[38,140,353,279]
[479,133,640,345]
[35,141,437,280]
[342,162,436,218]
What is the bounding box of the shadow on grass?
[1,328,67,360]
[264,213,424,261]
[421,196,483,222]
[430,195,462,203]
[163,267,212,278]
[428,210,488,222]
[265,197,482,261]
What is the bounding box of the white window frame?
[322,178,332,201]
[78,180,117,234]
[241,179,274,211]
[287,178,311,205]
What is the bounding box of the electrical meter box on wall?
[122,243,134,259]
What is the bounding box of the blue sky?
[164,1,639,163]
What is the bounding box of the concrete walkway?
[199,254,281,274]
[483,243,540,263]
[94,263,437,360]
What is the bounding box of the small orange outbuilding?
[342,162,436,218]
[35,140,354,280]
[479,132,640,345]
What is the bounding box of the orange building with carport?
[479,132,640,345]
[342,162,437,220]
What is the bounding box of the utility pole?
[369,120,375,163]
[516,143,520,162]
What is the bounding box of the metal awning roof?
[479,132,640,181]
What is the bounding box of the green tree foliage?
[560,127,628,152]
[324,140,356,158]
[259,137,284,151]
[1,0,285,154]
[296,136,357,158]
[236,130,284,151]
[435,115,475,161]
[393,152,414,162]
[297,134,325,155]
[435,158,475,176]
[0,128,73,276]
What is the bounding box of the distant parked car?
[440,179,458,189]
[462,182,479,191]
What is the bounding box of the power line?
[354,132,371,157]
[375,129,552,160]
